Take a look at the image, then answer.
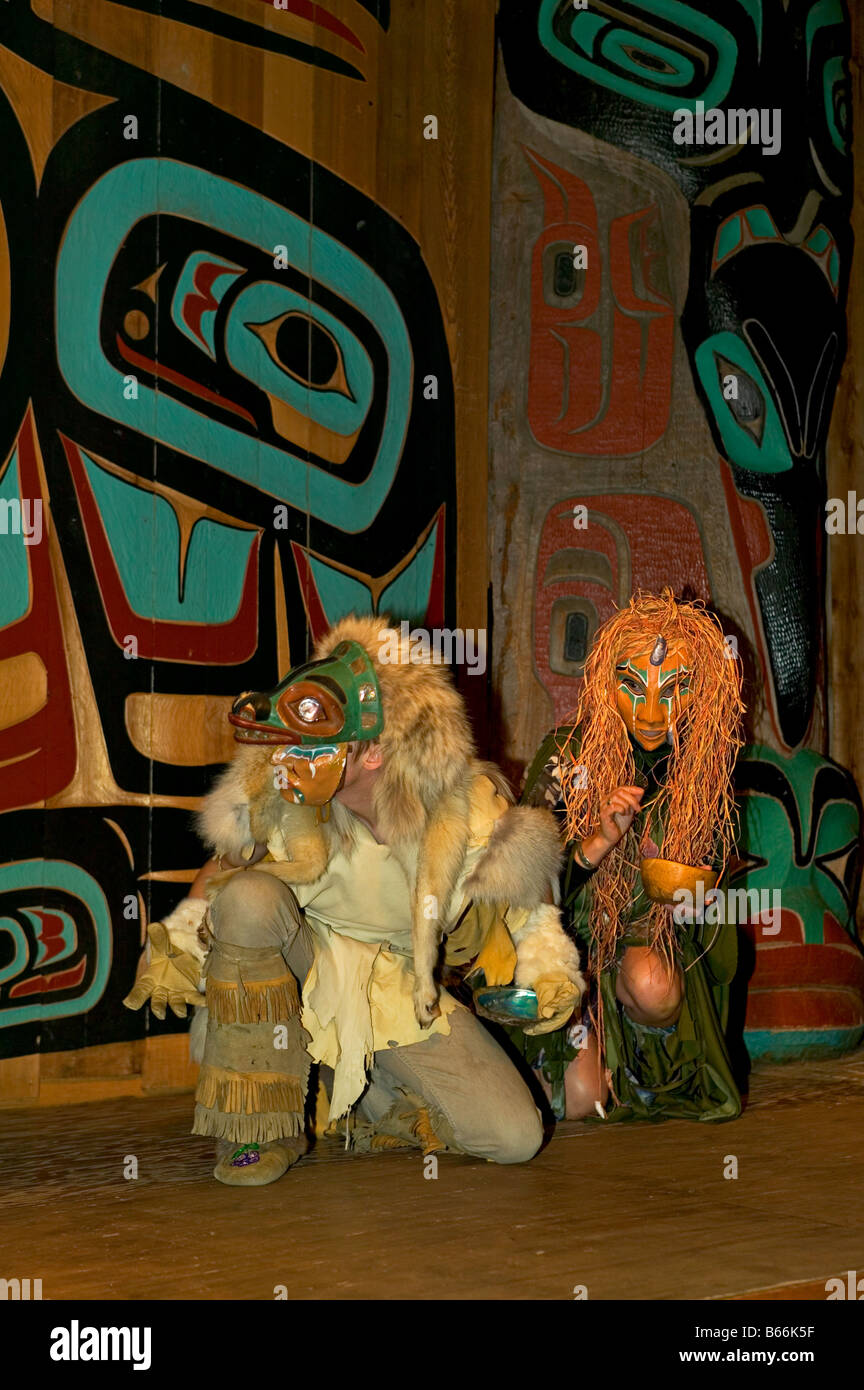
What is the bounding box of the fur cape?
[196,615,580,1025]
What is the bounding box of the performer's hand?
[580,786,644,865]
[123,922,206,1020]
[673,866,718,923]
[523,973,583,1036]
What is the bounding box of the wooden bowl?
[640,857,718,905]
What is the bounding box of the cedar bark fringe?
[205,974,298,1024]
[195,1063,305,1117]
[192,1106,305,1144]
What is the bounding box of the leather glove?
[123,921,207,1020]
[523,972,582,1036]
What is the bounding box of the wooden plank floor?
[1,1052,862,1301]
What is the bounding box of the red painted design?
[9,956,87,998]
[739,907,804,945]
[251,0,364,53]
[292,507,446,642]
[291,543,331,644]
[743,942,864,993]
[423,510,446,631]
[525,148,673,455]
[745,987,864,1032]
[742,901,864,1034]
[31,910,69,967]
[115,335,258,427]
[0,409,76,812]
[533,493,711,722]
[64,437,261,664]
[823,912,854,945]
[181,260,236,351]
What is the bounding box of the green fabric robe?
[510,728,742,1124]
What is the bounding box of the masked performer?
[124,616,584,1184]
[515,591,745,1124]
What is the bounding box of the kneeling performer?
[125,616,584,1185]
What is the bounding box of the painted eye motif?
[619,676,643,694]
[618,45,680,78]
[545,242,586,305]
[246,311,353,397]
[297,697,325,723]
[714,354,765,442]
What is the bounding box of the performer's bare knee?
[617,945,683,1025]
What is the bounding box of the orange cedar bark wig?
[559,590,745,969]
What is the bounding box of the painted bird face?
[269,743,349,806]
[614,636,694,751]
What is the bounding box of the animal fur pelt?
[464,806,563,909]
[511,904,585,995]
[196,615,568,1025]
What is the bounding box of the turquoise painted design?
[694,330,793,473]
[803,227,840,293]
[307,517,439,626]
[806,226,831,255]
[308,555,370,621]
[805,0,844,69]
[733,0,762,59]
[714,213,840,296]
[282,745,342,760]
[81,451,256,622]
[171,251,245,359]
[538,0,737,114]
[565,7,604,54]
[0,918,27,987]
[736,744,859,945]
[828,245,840,288]
[23,908,78,968]
[56,159,412,531]
[715,216,742,265]
[822,53,849,154]
[744,207,777,240]
[615,661,647,715]
[0,860,113,1028]
[0,452,31,626]
[660,672,691,716]
[616,657,690,717]
[746,1027,863,1062]
[379,521,438,621]
[226,281,372,436]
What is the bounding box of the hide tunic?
[262,772,531,1117]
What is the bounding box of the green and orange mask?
[614,634,694,752]
[228,639,383,805]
